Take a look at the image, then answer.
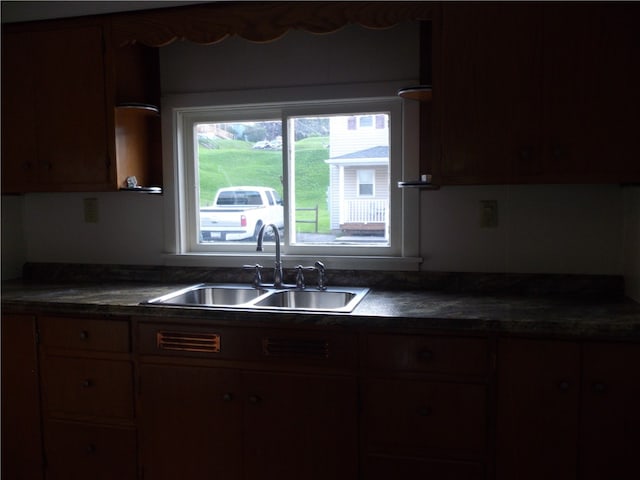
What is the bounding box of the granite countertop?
[3,280,640,340]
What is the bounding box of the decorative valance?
[110,1,433,47]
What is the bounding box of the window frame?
[162,82,422,271]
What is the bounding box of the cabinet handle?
[79,330,89,340]
[417,349,434,362]
[593,382,606,394]
[558,380,570,391]
[248,395,262,405]
[81,379,93,388]
[222,392,233,402]
[417,406,432,417]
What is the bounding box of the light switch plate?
[480,200,498,228]
[83,198,99,223]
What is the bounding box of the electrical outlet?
[480,200,498,228]
[83,198,99,223]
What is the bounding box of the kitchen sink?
[143,284,369,313]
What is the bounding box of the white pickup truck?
[200,186,284,241]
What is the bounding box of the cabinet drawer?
[365,334,489,376]
[39,316,130,352]
[363,378,487,453]
[42,356,134,419]
[44,420,137,480]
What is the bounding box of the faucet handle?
[293,265,315,289]
[242,264,263,288]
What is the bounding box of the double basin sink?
[143,283,369,313]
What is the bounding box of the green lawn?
[198,136,332,233]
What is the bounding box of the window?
[165,83,421,270]
[359,115,373,128]
[357,170,375,197]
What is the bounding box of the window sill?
[163,253,422,271]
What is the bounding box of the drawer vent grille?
[157,331,220,353]
[263,337,329,359]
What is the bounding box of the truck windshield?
[217,191,262,206]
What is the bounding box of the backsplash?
[21,262,625,298]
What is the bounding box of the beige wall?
[623,187,640,301]
[2,22,638,295]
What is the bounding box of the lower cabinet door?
[580,342,640,480]
[496,338,580,480]
[242,371,358,480]
[139,364,242,480]
[43,420,137,480]
[1,314,43,480]
[363,454,484,480]
[363,378,487,455]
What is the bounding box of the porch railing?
[342,199,387,225]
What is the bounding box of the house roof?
[331,146,388,160]
[325,145,389,166]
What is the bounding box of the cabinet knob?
[593,382,606,394]
[519,147,534,161]
[417,349,434,362]
[417,406,432,417]
[81,379,93,388]
[79,330,89,340]
[552,145,566,159]
[222,392,233,402]
[558,380,570,391]
[248,395,262,405]
[86,444,96,454]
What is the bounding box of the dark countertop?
[3,280,640,340]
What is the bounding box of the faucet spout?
[256,224,283,288]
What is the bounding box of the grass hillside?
[198,136,331,232]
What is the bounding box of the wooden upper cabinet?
[529,3,640,183]
[37,25,111,189]
[436,3,542,184]
[433,3,640,185]
[1,19,162,193]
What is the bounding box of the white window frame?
[161,82,422,271]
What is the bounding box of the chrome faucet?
[256,223,283,289]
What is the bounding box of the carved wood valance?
[110,1,433,47]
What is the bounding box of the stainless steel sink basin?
[144,284,270,307]
[253,289,364,312]
[143,284,369,313]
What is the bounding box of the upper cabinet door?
[1,30,40,191]
[534,3,640,183]
[2,22,114,192]
[35,24,112,188]
[435,3,640,185]
[437,3,543,184]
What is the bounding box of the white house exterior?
[325,114,390,235]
